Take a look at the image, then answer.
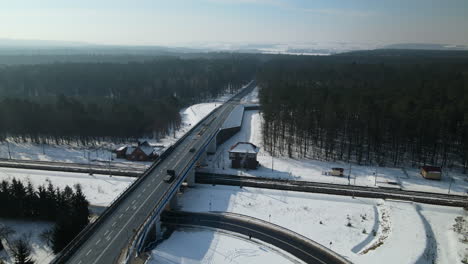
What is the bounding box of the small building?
[330,168,344,177]
[228,142,259,169]
[115,146,127,159]
[421,166,442,180]
[114,142,159,161]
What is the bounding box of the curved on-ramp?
[161,211,352,264]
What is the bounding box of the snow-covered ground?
[148,228,302,264]
[159,184,466,264]
[0,91,235,170]
[0,167,134,207]
[0,219,54,264]
[203,87,468,196]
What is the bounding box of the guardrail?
[161,210,352,264]
[50,80,255,264]
[196,172,468,207]
[126,81,257,260]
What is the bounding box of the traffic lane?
[68,101,235,263]
[69,141,195,264]
[69,169,168,264]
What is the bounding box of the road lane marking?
[119,214,123,219]
[86,249,92,256]
[137,194,142,198]
[106,230,114,241]
[91,181,164,264]
[95,239,101,245]
[86,101,241,263]
[104,230,109,236]
[125,206,130,212]
[112,222,117,227]
[143,188,147,192]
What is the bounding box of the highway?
[162,211,352,264]
[54,81,256,264]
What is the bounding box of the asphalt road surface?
[162,211,352,264]
[63,82,256,264]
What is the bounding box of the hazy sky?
[1,0,467,46]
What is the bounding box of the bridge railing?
[50,80,255,264]
[125,80,257,261]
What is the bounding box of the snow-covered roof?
[116,146,127,151]
[125,147,135,155]
[140,146,154,156]
[222,105,244,129]
[229,142,259,154]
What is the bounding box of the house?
[228,142,259,169]
[421,166,442,180]
[115,146,127,159]
[114,141,160,161]
[126,145,159,161]
[330,168,344,176]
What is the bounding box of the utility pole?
[6,141,11,159]
[271,155,274,172]
[374,166,378,186]
[447,170,453,194]
[348,163,352,185]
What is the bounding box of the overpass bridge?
[52,80,257,264]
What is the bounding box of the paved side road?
[161,210,352,264]
[195,173,468,207]
[0,158,144,177]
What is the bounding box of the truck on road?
[164,169,176,183]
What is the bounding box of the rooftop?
[229,142,260,154]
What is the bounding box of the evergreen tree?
[11,237,34,264]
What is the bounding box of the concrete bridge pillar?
[169,194,178,209]
[199,152,207,166]
[186,168,195,187]
[207,136,217,155]
[143,216,161,249]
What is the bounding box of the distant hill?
[336,49,468,59]
[382,43,468,51]
[0,38,90,47]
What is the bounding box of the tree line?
[0,178,90,258]
[0,57,256,144]
[257,51,468,171]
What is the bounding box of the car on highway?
[189,147,196,153]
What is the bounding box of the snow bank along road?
[51,81,257,264]
[196,173,468,207]
[161,210,352,264]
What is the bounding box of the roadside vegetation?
[0,178,90,263]
[0,57,255,145]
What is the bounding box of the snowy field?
[0,219,54,264]
[0,167,134,206]
[0,91,234,170]
[203,88,468,195]
[158,184,467,264]
[149,228,302,264]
